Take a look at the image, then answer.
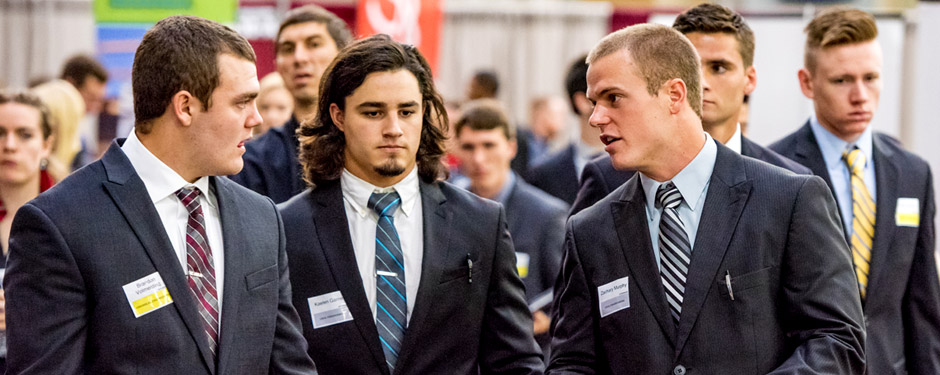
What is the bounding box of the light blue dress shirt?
[809,116,876,236]
[639,133,717,270]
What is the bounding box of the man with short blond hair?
[772,7,940,374]
[570,3,808,215]
[548,23,864,374]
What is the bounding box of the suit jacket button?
[673,365,686,375]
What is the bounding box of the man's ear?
[508,138,518,159]
[798,68,815,100]
[171,90,197,127]
[664,78,688,115]
[330,103,345,132]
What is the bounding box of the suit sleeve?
[546,220,598,374]
[5,203,86,374]
[268,202,319,374]
[478,207,545,375]
[903,167,940,374]
[569,162,609,217]
[769,176,866,374]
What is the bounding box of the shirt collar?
[725,123,743,155]
[121,129,214,207]
[341,166,420,218]
[640,132,717,213]
[809,115,874,170]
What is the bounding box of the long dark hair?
[299,34,448,185]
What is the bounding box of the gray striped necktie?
[656,182,691,326]
[368,191,407,371]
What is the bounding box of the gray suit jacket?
[548,142,865,374]
[280,179,544,375]
[4,141,315,374]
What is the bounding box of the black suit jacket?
[280,179,544,375]
[231,116,306,204]
[569,136,811,216]
[771,121,940,375]
[4,141,314,374]
[548,142,865,374]
[528,144,581,205]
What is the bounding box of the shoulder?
[29,160,107,212]
[747,140,811,175]
[530,145,575,173]
[434,180,502,216]
[768,125,811,154]
[511,179,569,217]
[277,188,316,220]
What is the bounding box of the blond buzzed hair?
[587,24,702,119]
[804,7,878,72]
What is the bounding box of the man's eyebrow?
[234,92,259,103]
[356,102,387,109]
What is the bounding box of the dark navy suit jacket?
[231,116,306,204]
[4,141,314,374]
[771,121,940,375]
[279,179,544,375]
[548,142,865,374]
[569,136,811,216]
[528,144,582,205]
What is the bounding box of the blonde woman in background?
[31,79,84,181]
[254,72,293,137]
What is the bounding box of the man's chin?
[375,162,406,177]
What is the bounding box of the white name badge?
[123,272,173,318]
[896,198,920,227]
[598,276,630,318]
[515,252,531,278]
[308,290,353,329]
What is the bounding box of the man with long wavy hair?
[278,34,544,375]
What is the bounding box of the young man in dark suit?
[4,16,315,374]
[452,99,569,351]
[771,7,940,374]
[569,3,809,216]
[279,35,543,375]
[548,23,865,374]
[231,5,352,203]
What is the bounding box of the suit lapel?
[610,177,677,345]
[792,122,837,195]
[394,181,451,374]
[674,145,751,357]
[866,136,899,304]
[100,142,217,374]
[311,181,389,373]
[214,178,248,374]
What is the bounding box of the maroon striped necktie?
[175,187,220,359]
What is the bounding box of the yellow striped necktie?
[843,148,874,299]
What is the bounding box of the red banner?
[356,0,442,74]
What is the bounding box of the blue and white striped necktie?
[368,190,407,371]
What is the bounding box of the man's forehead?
[278,21,331,44]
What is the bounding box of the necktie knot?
[175,186,202,207]
[843,147,866,176]
[368,191,402,218]
[656,182,682,210]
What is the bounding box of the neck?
[292,99,318,125]
[703,119,737,145]
[644,120,707,182]
[471,172,509,200]
[579,119,604,150]
[137,126,201,183]
[1,175,42,215]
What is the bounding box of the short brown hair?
[276,5,353,50]
[804,7,878,72]
[61,54,108,87]
[455,99,514,140]
[0,90,53,140]
[299,34,448,185]
[587,24,702,119]
[132,15,256,133]
[673,3,755,68]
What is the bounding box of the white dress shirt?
[341,167,424,323]
[725,123,743,155]
[121,130,226,315]
[639,132,717,270]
